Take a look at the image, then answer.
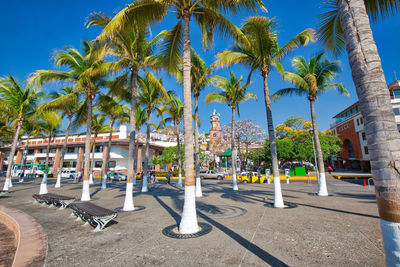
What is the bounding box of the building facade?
[0,125,176,176]
[329,80,400,172]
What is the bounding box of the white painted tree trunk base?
[39,183,48,195]
[178,174,183,187]
[179,186,199,234]
[195,177,203,197]
[3,179,10,191]
[274,177,284,208]
[317,173,329,196]
[55,173,61,188]
[232,174,239,191]
[101,175,107,189]
[9,177,13,188]
[380,219,400,266]
[89,174,94,185]
[81,180,91,201]
[133,173,137,185]
[123,182,135,211]
[286,178,290,184]
[267,178,271,184]
[141,175,148,192]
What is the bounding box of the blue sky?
[1,1,399,134]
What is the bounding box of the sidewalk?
[0,176,384,266]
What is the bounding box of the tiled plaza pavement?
[0,176,384,266]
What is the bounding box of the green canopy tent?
[218,148,232,168]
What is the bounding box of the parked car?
[199,170,225,180]
[61,170,78,179]
[238,171,266,183]
[107,172,127,181]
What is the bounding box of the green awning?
[218,148,231,157]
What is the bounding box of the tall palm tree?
[38,111,62,195]
[99,0,265,234]
[190,49,219,197]
[40,87,80,188]
[160,93,184,187]
[88,13,166,211]
[318,1,400,263]
[89,114,109,183]
[272,53,349,196]
[215,16,315,207]
[98,94,129,189]
[137,73,167,192]
[205,72,257,190]
[0,75,40,191]
[29,40,111,201]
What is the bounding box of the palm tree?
[98,94,129,187]
[215,16,314,207]
[99,0,265,234]
[40,87,80,188]
[205,72,257,190]
[160,93,184,187]
[137,73,167,192]
[272,53,349,196]
[29,40,111,201]
[318,1,400,263]
[190,49,219,197]
[89,114,109,183]
[0,75,40,191]
[88,12,167,211]
[38,111,62,195]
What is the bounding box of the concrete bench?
[32,193,75,209]
[69,202,117,232]
[0,190,10,197]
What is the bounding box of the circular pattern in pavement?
[115,205,146,212]
[162,222,212,239]
[264,201,298,209]
[197,204,247,219]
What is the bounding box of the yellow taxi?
[238,172,268,183]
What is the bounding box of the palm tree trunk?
[179,14,198,234]
[39,134,51,195]
[337,0,400,264]
[3,119,22,191]
[81,94,93,201]
[89,134,97,184]
[309,99,328,196]
[176,123,183,187]
[103,119,114,177]
[20,135,30,182]
[231,105,238,190]
[128,69,138,183]
[124,69,137,211]
[55,115,72,188]
[141,111,151,192]
[194,95,202,197]
[262,71,284,208]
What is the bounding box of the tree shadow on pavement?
[153,194,289,266]
[294,202,379,219]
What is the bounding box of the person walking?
[167,170,171,184]
[328,165,333,174]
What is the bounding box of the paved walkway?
[0,176,384,266]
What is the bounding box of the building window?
[356,119,359,126]
[364,146,369,154]
[95,145,103,153]
[41,149,47,153]
[95,161,103,168]
[397,125,400,132]
[28,149,34,155]
[50,149,56,153]
[108,161,116,168]
[63,162,72,168]
[394,108,400,116]
[360,117,363,124]
[362,132,366,140]
[393,90,400,99]
[67,147,75,153]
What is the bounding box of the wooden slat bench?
[69,202,117,232]
[32,193,75,209]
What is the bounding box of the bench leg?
[70,212,75,217]
[59,200,74,210]
[92,214,117,232]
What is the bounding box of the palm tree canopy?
[98,0,266,71]
[135,105,147,131]
[38,111,62,136]
[0,75,41,124]
[160,93,184,126]
[272,52,349,101]
[40,86,79,119]
[98,94,130,126]
[138,72,169,113]
[205,71,257,116]
[215,16,315,79]
[91,114,110,135]
[317,0,400,56]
